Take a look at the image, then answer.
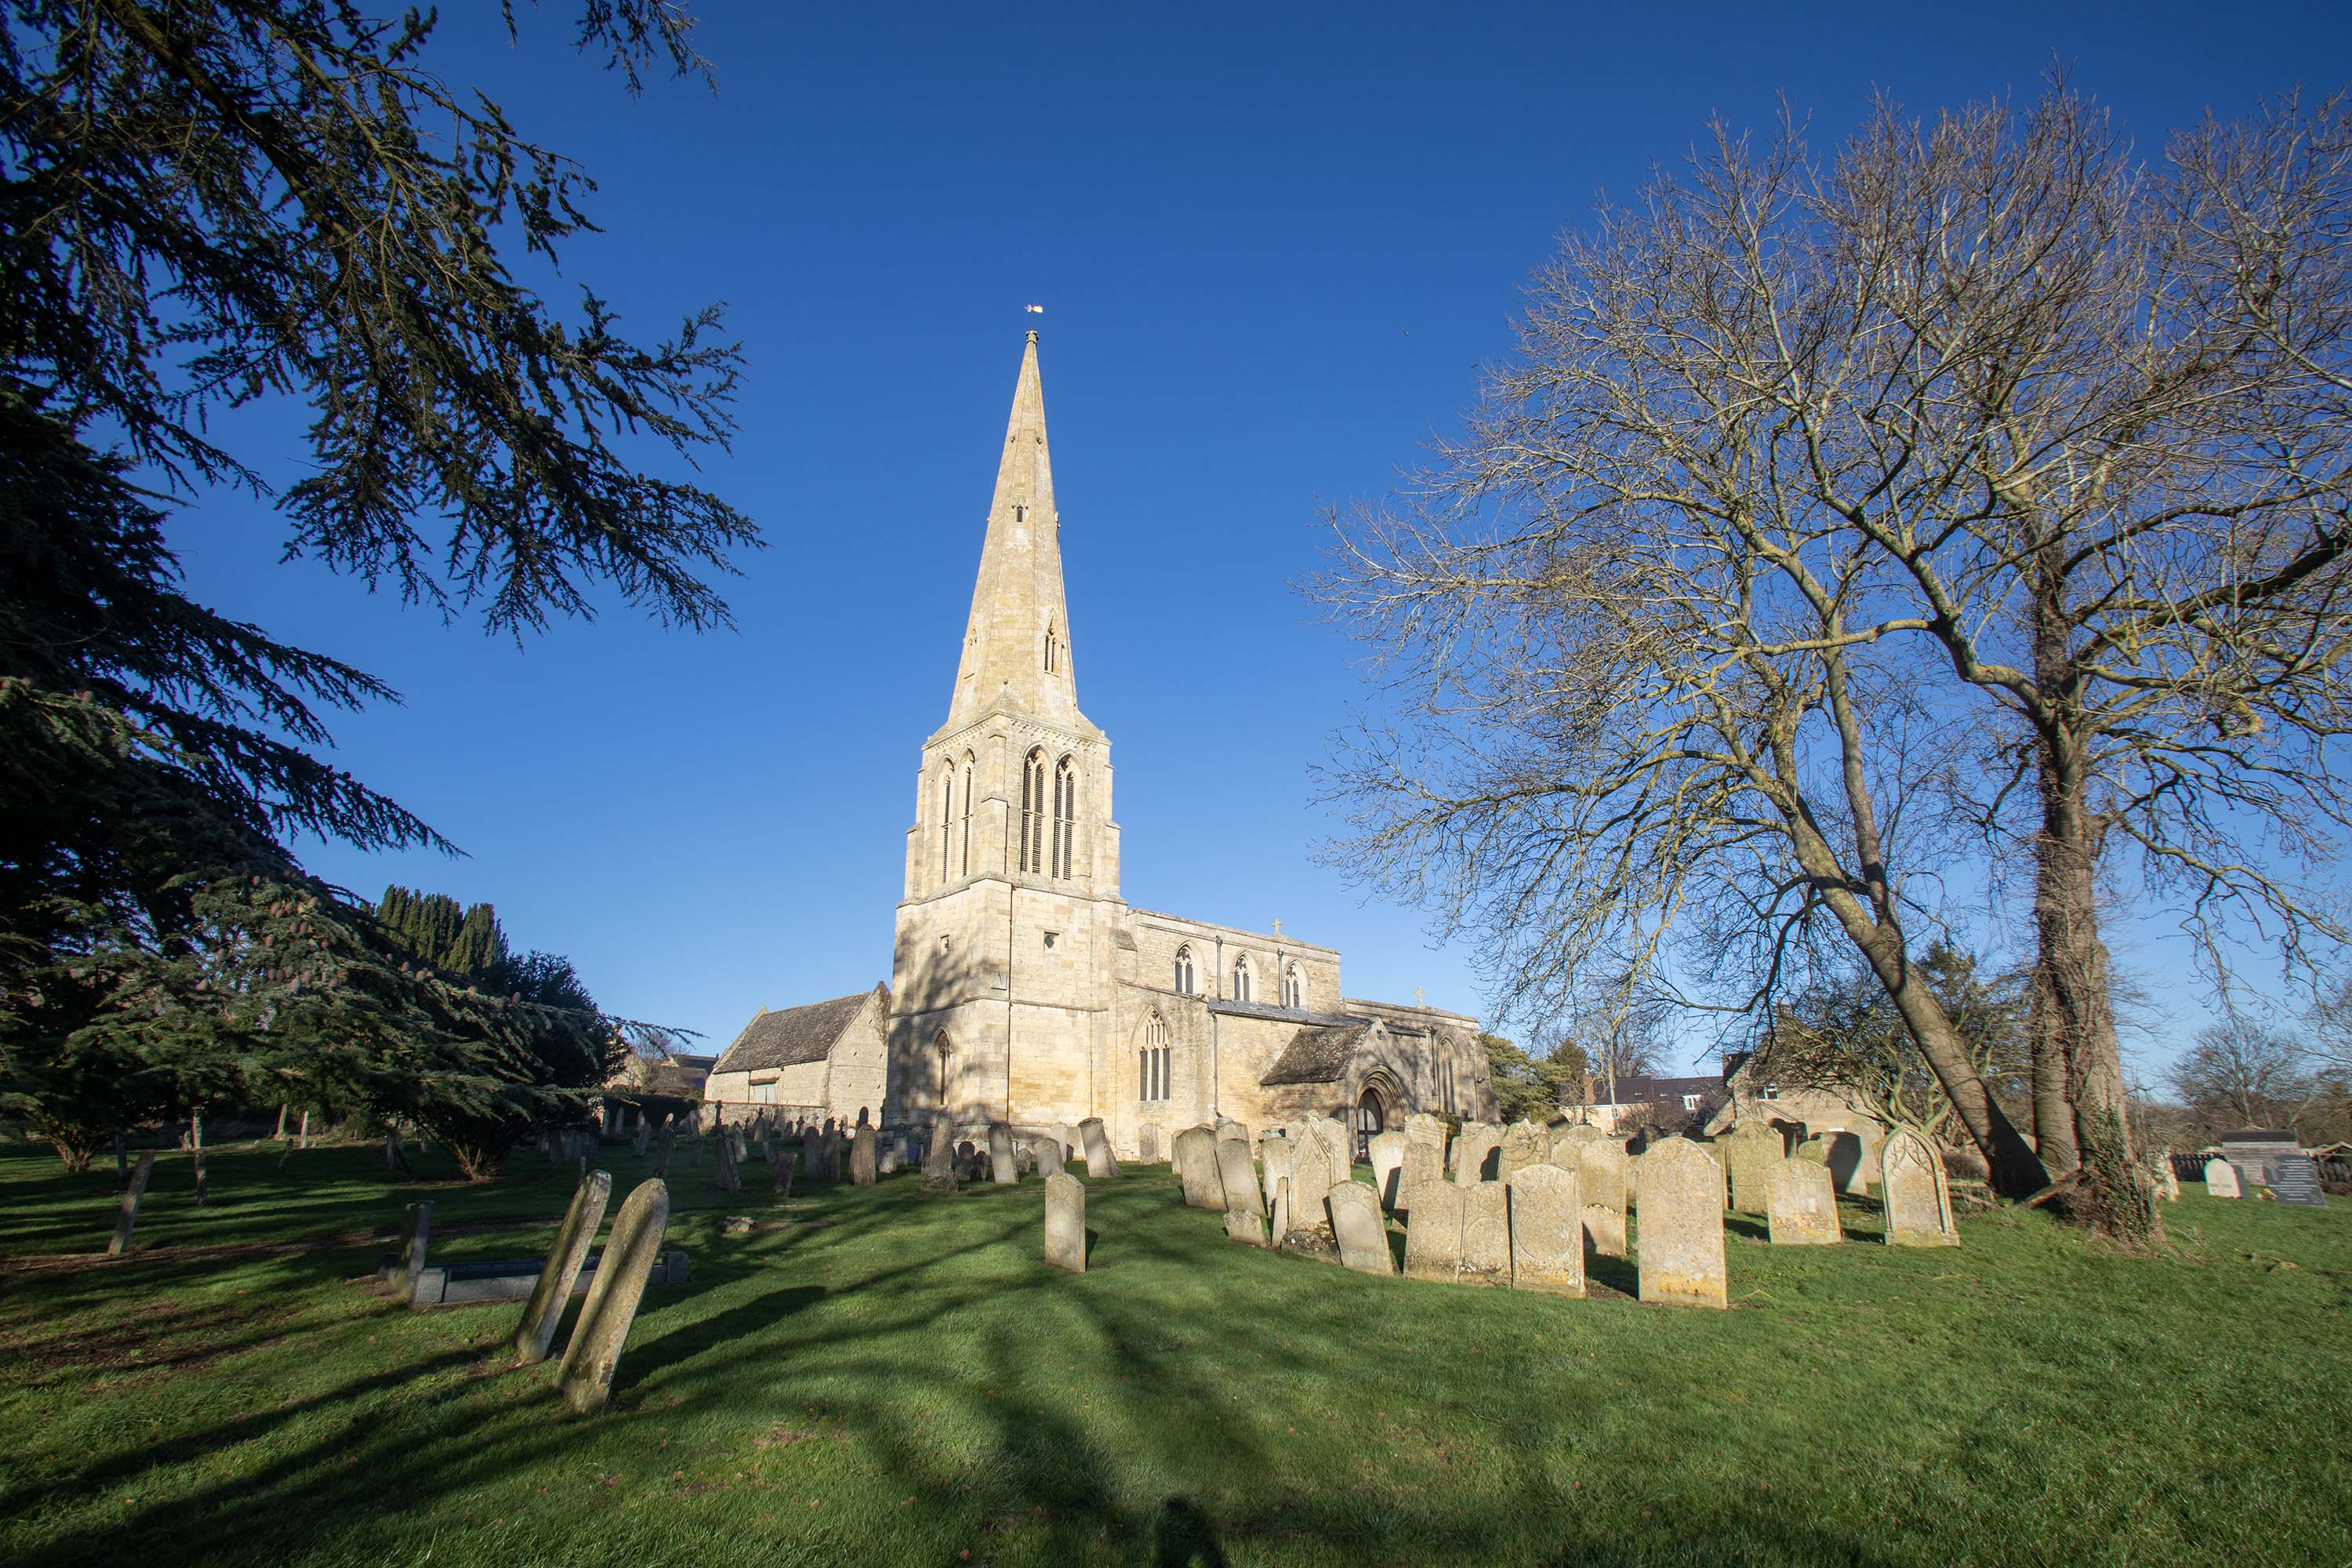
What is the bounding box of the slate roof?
[1205,996,1360,1028]
[713,988,880,1075]
[1259,1022,1375,1087]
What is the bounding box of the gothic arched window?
[1044,620,1060,674]
[1173,945,1195,996]
[1230,955,1254,1004]
[1052,756,1077,879]
[1281,963,1303,1010]
[1138,1014,1171,1102]
[958,754,975,876]
[1018,747,1048,873]
[937,766,953,881]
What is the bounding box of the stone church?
[710,332,1494,1157]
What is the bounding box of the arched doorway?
[1353,1076,1397,1160]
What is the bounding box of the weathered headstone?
[1458,1179,1512,1287]
[1218,1139,1269,1244]
[1043,1171,1087,1273]
[1365,1131,1407,1212]
[1880,1126,1958,1247]
[1451,1122,1503,1183]
[1260,1133,1294,1202]
[1497,1122,1548,1184]
[1795,1135,1828,1167]
[989,1123,1018,1185]
[1174,1127,1227,1210]
[1327,1181,1395,1276]
[1551,1122,1606,1162]
[1402,1180,1466,1283]
[1270,1176,1290,1245]
[555,1178,672,1414]
[651,1125,677,1181]
[1824,1131,1867,1194]
[1635,1138,1728,1308]
[106,1152,157,1257]
[822,1123,846,1183]
[772,1151,797,1203]
[1723,1122,1780,1214]
[1506,1163,1585,1296]
[1032,1136,1065,1178]
[1577,1138,1629,1258]
[851,1125,878,1187]
[1396,1138,1443,1217]
[2203,1156,2241,1198]
[802,1127,826,1185]
[1282,1119,1349,1256]
[1047,1123,1075,1162]
[1078,1117,1120,1178]
[395,1200,435,1305]
[1404,1111,1449,1151]
[924,1121,959,1192]
[1764,1156,1842,1246]
[512,1174,609,1361]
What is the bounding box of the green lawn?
[1,1139,2346,1568]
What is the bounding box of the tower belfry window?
[1052,756,1077,879]
[958,755,974,875]
[1174,946,1195,995]
[1019,748,1048,874]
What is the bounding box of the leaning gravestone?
[772,1151,797,1203]
[1216,1136,1265,1221]
[1880,1126,1959,1247]
[1635,1138,1728,1308]
[1043,1171,1087,1273]
[1452,1122,1503,1183]
[1033,1136,1065,1178]
[513,1172,611,1363]
[989,1123,1018,1185]
[1403,1181,1467,1283]
[107,1152,158,1258]
[1497,1122,1548,1184]
[395,1200,435,1305]
[1764,1156,1842,1246]
[556,1178,672,1414]
[1367,1131,1408,1212]
[1506,1163,1584,1296]
[850,1126,877,1187]
[1327,1181,1395,1276]
[1174,1126,1226,1210]
[1577,1138,1629,1259]
[651,1126,677,1181]
[2270,1153,2326,1207]
[1723,1122,1780,1214]
[1458,1180,1512,1287]
[1078,1118,1120,1178]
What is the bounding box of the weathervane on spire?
[1025,303,1044,316]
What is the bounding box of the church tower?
[885,333,1127,1131]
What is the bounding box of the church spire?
[945,332,1085,731]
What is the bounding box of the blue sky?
[167,1,2350,1074]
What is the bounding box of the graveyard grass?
[2,1145,2348,1568]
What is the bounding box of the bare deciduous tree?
[1319,83,2352,1238]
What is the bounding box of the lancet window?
[1174,946,1195,995]
[1018,748,1048,873]
[1052,756,1077,879]
[1281,963,1303,1010]
[1138,1014,1171,1102]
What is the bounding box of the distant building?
[1560,1072,1728,1134]
[703,985,889,1127]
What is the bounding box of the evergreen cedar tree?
[0,3,743,1174]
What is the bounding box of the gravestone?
[1033,1136,1065,1178]
[1270,1177,1290,1246]
[1795,1135,1828,1167]
[632,1120,650,1157]
[1404,1111,1449,1152]
[822,1124,845,1183]
[1880,1127,1959,1247]
[802,1128,826,1185]
[1403,1181,1467,1283]
[1174,1127,1226,1210]
[1078,1118,1119,1178]
[1220,1135,1269,1246]
[1327,1181,1396,1276]
[1506,1163,1584,1296]
[395,1200,435,1305]
[1451,1122,1503,1183]
[2271,1154,2326,1207]
[989,1123,1018,1185]
[1043,1171,1087,1273]
[651,1126,677,1181]
[1280,1120,1350,1261]
[1047,1123,1075,1163]
[107,1152,157,1257]
[772,1152,797,1203]
[512,1173,609,1362]
[923,1122,958,1192]
[712,1136,740,1196]
[1635,1138,1728,1308]
[1138,1123,1162,1163]
[1497,1122,1548,1184]
[1367,1131,1409,1212]
[1260,1133,1294,1203]
[555,1178,672,1414]
[1723,1122,1780,1214]
[851,1126,877,1187]
[1459,1180,1512,1287]
[1577,1138,1630,1259]
[1396,1139,1443,1217]
[1824,1131,1867,1195]
[1551,1123,1605,1163]
[1764,1156,1842,1246]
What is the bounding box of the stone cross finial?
[1272,918,1282,936]
[1414,987,1425,1007]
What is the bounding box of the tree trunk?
[190,1111,207,1207]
